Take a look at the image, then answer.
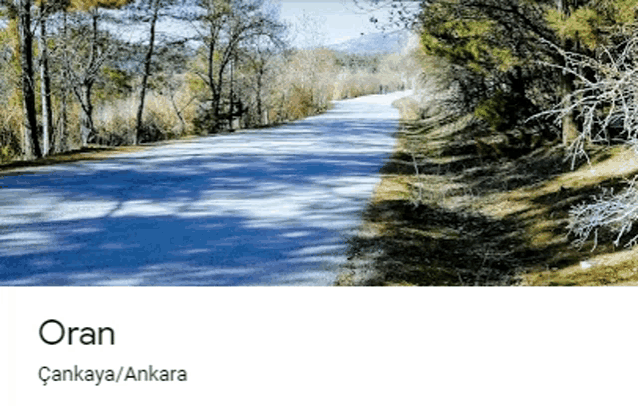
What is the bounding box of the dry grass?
[95,85,196,145]
[0,132,204,176]
[0,145,147,176]
[338,108,638,286]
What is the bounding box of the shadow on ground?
[338,115,638,286]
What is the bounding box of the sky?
[278,0,395,46]
[101,0,407,48]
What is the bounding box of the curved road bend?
[0,91,411,285]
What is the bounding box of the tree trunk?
[169,92,186,133]
[214,57,228,127]
[17,0,42,159]
[58,92,68,153]
[256,76,263,126]
[135,0,160,145]
[80,83,94,146]
[561,69,578,146]
[57,9,69,153]
[557,0,578,146]
[79,12,99,147]
[39,14,53,156]
[229,56,234,129]
[207,33,221,130]
[256,66,266,126]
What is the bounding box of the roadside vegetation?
[7,0,638,285]
[0,0,418,167]
[339,0,638,286]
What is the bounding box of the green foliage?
[0,20,21,82]
[420,4,517,76]
[0,145,13,161]
[415,0,555,139]
[185,71,208,100]
[95,66,133,100]
[187,47,223,95]
[546,8,601,49]
[546,0,638,49]
[69,0,132,11]
[474,90,509,130]
[35,0,71,14]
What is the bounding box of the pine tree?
[415,0,638,146]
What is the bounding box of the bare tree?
[243,40,277,126]
[36,0,68,155]
[63,0,132,147]
[568,177,638,249]
[134,0,163,144]
[240,5,285,126]
[535,36,638,247]
[532,38,638,166]
[191,0,283,130]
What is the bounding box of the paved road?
[0,91,410,285]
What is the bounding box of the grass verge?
[0,133,207,176]
[0,144,160,176]
[337,104,638,286]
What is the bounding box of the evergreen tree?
[371,0,638,146]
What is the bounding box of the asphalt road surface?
[0,91,410,285]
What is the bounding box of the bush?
[288,85,315,119]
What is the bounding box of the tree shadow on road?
[0,116,401,286]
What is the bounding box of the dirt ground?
[337,109,638,286]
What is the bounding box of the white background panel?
[1,288,638,406]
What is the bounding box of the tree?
[0,5,23,154]
[16,0,42,158]
[553,0,579,146]
[64,0,132,147]
[240,3,285,126]
[243,38,279,126]
[149,42,197,135]
[546,0,638,146]
[0,0,44,158]
[413,1,565,148]
[133,0,165,144]
[558,37,638,247]
[291,10,326,49]
[190,0,283,131]
[36,0,69,156]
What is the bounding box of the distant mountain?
[327,30,413,55]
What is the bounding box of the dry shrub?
[93,84,195,145]
[94,98,135,145]
[288,85,315,119]
[144,88,196,136]
[0,100,23,161]
[392,97,421,121]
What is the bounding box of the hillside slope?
[328,30,412,55]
